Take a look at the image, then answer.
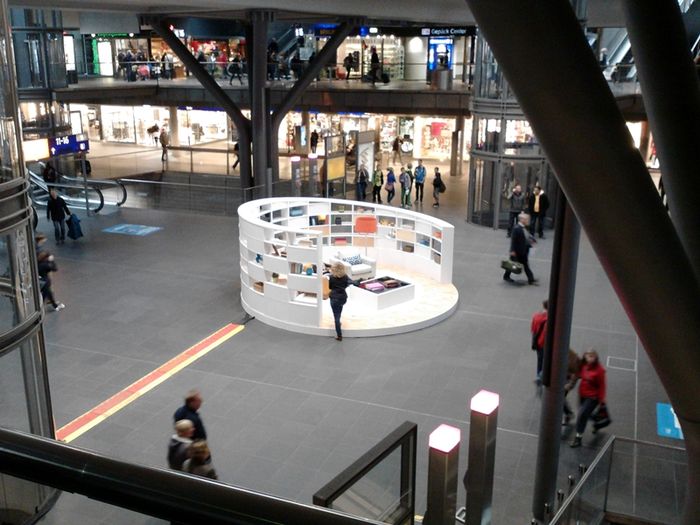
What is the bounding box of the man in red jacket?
[571,349,607,448]
[530,299,548,384]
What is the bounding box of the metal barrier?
[0,427,383,525]
[548,436,687,525]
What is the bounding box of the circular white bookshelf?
[238,198,459,337]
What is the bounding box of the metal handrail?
[59,176,128,206]
[32,161,128,206]
[0,427,382,525]
[548,435,616,524]
[27,168,105,213]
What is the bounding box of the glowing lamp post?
[466,390,499,525]
[425,424,461,525]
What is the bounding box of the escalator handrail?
[30,161,127,206]
[58,175,128,206]
[29,178,105,214]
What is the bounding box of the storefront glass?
[414,117,454,159]
[101,105,135,142]
[504,119,542,157]
[177,108,227,145]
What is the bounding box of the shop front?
[84,33,150,77]
[177,107,228,145]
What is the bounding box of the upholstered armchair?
[329,250,376,280]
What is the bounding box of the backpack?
[439,180,447,193]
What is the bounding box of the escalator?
[27,162,127,214]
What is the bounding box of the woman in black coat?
[328,262,357,341]
[46,189,71,244]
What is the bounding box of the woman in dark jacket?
[432,167,443,207]
[46,189,71,244]
[328,262,357,341]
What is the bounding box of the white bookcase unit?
[239,198,455,333]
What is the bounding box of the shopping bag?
[500,259,523,274]
[592,403,612,430]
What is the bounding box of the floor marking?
[606,356,637,372]
[56,323,244,443]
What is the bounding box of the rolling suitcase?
[66,214,83,240]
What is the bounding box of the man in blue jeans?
[46,189,71,244]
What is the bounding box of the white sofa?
[327,248,376,280]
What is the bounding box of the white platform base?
[242,265,459,338]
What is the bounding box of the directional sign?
[48,134,90,157]
[656,403,684,440]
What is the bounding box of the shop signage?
[48,135,89,157]
[314,23,338,36]
[421,27,469,37]
[656,403,684,440]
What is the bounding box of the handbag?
[384,182,394,192]
[592,403,612,430]
[500,259,523,274]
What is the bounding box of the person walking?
[310,129,319,154]
[392,136,402,164]
[343,53,354,81]
[159,127,170,162]
[570,349,607,448]
[399,167,412,208]
[372,164,384,204]
[563,349,582,426]
[231,142,240,171]
[173,390,207,441]
[167,419,194,471]
[328,262,358,341]
[503,212,537,284]
[414,159,426,203]
[37,251,65,311]
[506,184,525,237]
[531,299,548,384]
[432,167,444,207]
[528,184,550,238]
[183,441,217,479]
[370,46,380,84]
[46,189,71,244]
[385,167,396,204]
[356,163,368,201]
[228,54,243,85]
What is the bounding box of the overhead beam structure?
[621,0,700,281]
[149,17,254,190]
[463,1,700,523]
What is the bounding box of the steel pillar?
[149,18,252,192]
[532,192,580,521]
[622,0,700,281]
[248,10,273,196]
[269,21,357,184]
[463,2,700,523]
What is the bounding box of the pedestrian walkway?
[36,179,670,524]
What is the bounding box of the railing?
[549,436,687,525]
[0,427,383,525]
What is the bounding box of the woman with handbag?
[570,349,607,448]
[385,167,396,205]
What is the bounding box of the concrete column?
[302,111,311,154]
[168,106,179,147]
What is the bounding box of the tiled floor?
[35,169,673,524]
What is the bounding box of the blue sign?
[656,403,684,440]
[103,224,162,236]
[48,134,90,157]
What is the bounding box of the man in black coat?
[528,185,550,238]
[46,189,71,244]
[504,212,537,285]
[173,389,207,441]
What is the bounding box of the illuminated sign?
[421,27,469,37]
[48,134,90,157]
